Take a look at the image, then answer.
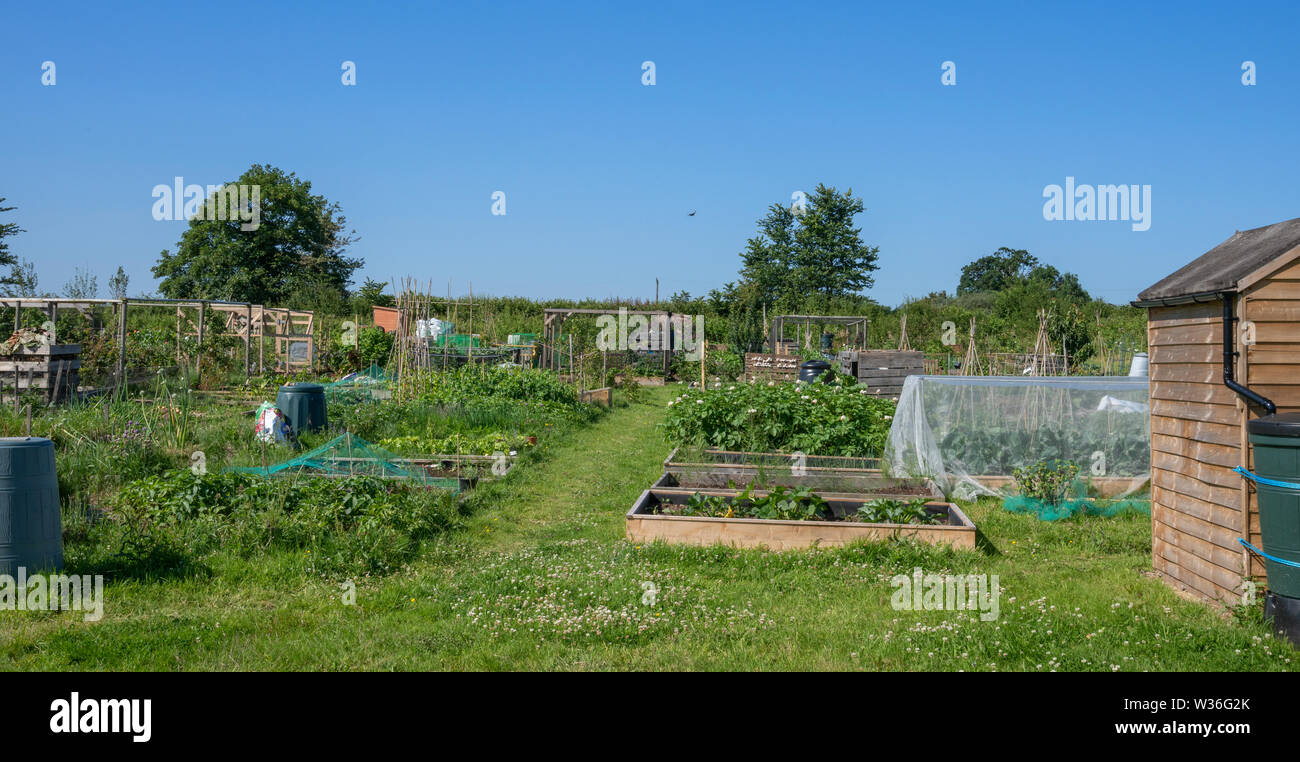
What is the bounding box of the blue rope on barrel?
[1233,465,1300,490]
[1232,466,1300,569]
[1238,538,1300,570]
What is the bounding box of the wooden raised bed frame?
[652,470,942,499]
[626,488,975,551]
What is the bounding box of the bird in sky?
[688,210,696,216]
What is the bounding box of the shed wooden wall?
[1150,260,1300,604]
[1241,258,1300,580]
[1148,300,1247,604]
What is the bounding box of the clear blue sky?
[3,1,1298,306]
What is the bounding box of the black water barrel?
[0,437,63,576]
[799,360,832,383]
[276,383,328,434]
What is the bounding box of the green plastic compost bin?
[1246,413,1300,599]
[0,437,62,576]
[276,383,328,434]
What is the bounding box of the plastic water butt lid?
[1247,412,1300,438]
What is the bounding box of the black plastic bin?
[799,360,832,383]
[276,383,328,434]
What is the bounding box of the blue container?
[0,437,63,576]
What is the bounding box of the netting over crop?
[884,376,1150,500]
[227,432,459,491]
[323,364,392,405]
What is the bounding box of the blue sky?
[3,1,1298,306]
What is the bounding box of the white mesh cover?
[884,375,1150,500]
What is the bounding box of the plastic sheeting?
[883,375,1150,500]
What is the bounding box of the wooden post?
[116,299,128,392]
[196,301,206,379]
[700,321,707,390]
[244,304,252,376]
[663,312,672,378]
[257,307,265,372]
[13,300,20,332]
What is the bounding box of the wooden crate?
[626,488,975,551]
[0,343,81,403]
[850,350,923,397]
[744,352,801,382]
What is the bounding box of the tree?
[63,267,98,299]
[5,259,38,297]
[351,277,395,313]
[0,198,27,291]
[108,266,129,300]
[153,164,362,306]
[957,247,1039,295]
[725,281,767,353]
[738,183,880,311]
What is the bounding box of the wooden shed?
[1134,217,1300,605]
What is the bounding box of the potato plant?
[661,378,895,456]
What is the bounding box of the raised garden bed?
[652,469,940,498]
[626,487,975,551]
[325,453,515,487]
[664,446,883,472]
[973,474,1150,498]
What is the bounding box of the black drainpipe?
[1221,291,1276,415]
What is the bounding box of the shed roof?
[1135,217,1300,305]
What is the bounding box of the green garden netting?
[323,364,392,404]
[226,432,459,491]
[1002,495,1151,521]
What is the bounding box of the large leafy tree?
[958,246,1090,302]
[957,247,1039,295]
[153,164,362,305]
[739,183,880,311]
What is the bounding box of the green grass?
[2,385,1296,671]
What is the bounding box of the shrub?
[1011,459,1080,505]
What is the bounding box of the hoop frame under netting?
[883,375,1151,501]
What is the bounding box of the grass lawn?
[2,385,1295,671]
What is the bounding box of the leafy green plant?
[1011,459,1080,505]
[107,470,462,577]
[677,485,831,521]
[851,498,944,525]
[661,377,894,456]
